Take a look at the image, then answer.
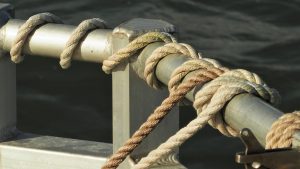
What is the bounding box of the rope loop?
[144,42,199,89]
[10,13,63,63]
[59,18,107,69]
[168,59,226,92]
[102,32,176,74]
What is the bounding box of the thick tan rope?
[102,32,176,74]
[167,59,225,93]
[266,111,300,149]
[144,43,199,89]
[59,18,107,69]
[10,13,62,63]
[134,69,278,169]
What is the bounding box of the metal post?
[0,3,17,141]
[112,18,185,169]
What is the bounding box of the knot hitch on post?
[236,128,300,169]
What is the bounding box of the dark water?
[2,0,300,168]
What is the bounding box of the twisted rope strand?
[10,13,62,63]
[168,59,225,92]
[266,111,300,149]
[144,43,199,89]
[59,18,107,69]
[102,32,176,74]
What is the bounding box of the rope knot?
[193,69,280,137]
[168,59,226,92]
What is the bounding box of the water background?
[2,0,300,168]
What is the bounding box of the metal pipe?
[0,18,298,148]
[0,19,113,63]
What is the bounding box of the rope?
[102,32,177,74]
[144,43,199,89]
[10,13,63,63]
[59,18,107,69]
[266,111,300,149]
[167,59,225,93]
[134,69,278,169]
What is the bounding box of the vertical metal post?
[0,3,17,141]
[112,19,185,168]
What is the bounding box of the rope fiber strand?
[102,32,176,74]
[10,13,63,63]
[59,18,107,69]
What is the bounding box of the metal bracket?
[236,128,300,169]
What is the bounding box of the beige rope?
[266,111,300,149]
[102,32,176,74]
[134,69,278,169]
[144,43,199,89]
[10,13,62,63]
[168,59,225,93]
[59,18,107,69]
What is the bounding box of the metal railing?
[0,3,299,169]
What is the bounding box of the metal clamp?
[236,128,300,169]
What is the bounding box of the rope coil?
[10,13,63,63]
[144,42,200,89]
[59,18,107,69]
[102,32,177,74]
